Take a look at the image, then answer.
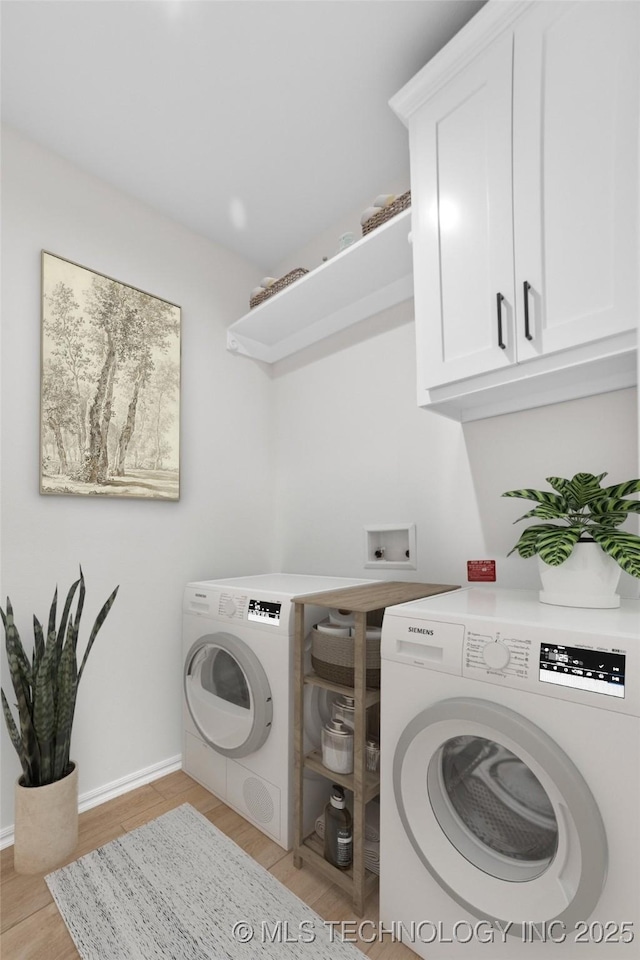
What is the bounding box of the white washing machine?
[182,573,370,849]
[380,587,639,958]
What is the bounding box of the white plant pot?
[538,541,622,608]
[14,762,79,874]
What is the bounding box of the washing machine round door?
[184,633,273,758]
[304,685,336,752]
[393,698,607,935]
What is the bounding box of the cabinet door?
[410,31,516,395]
[513,1,639,360]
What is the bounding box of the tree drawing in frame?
[41,252,181,500]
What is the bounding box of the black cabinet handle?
[496,292,506,349]
[523,281,533,340]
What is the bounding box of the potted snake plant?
[1,568,118,873]
[502,472,640,608]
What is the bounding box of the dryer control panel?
[247,598,282,625]
[184,586,293,633]
[183,584,340,638]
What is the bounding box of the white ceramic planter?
[538,541,622,608]
[14,763,79,874]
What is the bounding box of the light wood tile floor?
[1,771,415,959]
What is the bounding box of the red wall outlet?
[467,560,496,582]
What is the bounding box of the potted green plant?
[502,472,640,608]
[1,568,118,873]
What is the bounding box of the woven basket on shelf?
[249,268,309,308]
[310,625,381,689]
[361,190,411,237]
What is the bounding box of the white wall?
[0,127,275,831]
[272,311,639,594]
[2,126,638,837]
[270,177,637,590]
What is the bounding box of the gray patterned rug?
[46,803,363,960]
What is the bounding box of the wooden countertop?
[292,580,460,612]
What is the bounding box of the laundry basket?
[249,268,309,308]
[311,622,381,688]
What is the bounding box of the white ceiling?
[1,0,484,270]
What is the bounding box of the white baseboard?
[0,755,182,850]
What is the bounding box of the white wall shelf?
[227,209,413,363]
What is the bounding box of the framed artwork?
[40,252,181,500]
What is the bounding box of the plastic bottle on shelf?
[324,785,353,871]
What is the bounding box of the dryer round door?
[303,631,337,753]
[184,633,273,759]
[393,697,607,936]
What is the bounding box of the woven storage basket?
[311,625,381,689]
[361,190,411,237]
[249,268,309,308]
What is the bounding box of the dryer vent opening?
[243,776,276,825]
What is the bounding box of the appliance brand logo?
[195,593,207,598]
[408,626,434,636]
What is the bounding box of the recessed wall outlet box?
[364,524,417,569]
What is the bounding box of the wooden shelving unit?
[292,580,459,915]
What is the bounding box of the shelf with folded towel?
[227,208,412,363]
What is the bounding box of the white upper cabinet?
[408,30,516,386]
[392,0,639,420]
[513,1,638,358]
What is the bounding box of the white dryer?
[182,573,370,849]
[380,587,639,958]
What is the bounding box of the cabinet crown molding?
[390,0,536,123]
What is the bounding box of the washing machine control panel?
[463,627,628,698]
[465,629,531,680]
[382,590,639,715]
[481,640,511,670]
[539,642,625,698]
[459,622,636,714]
